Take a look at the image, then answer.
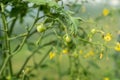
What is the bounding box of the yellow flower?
[79,50,83,54]
[62,48,68,54]
[88,50,94,56]
[49,52,55,60]
[103,77,110,80]
[100,53,103,59]
[114,42,120,51]
[84,50,94,58]
[103,8,110,16]
[103,33,112,42]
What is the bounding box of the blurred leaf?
[40,64,49,68]
[83,70,88,76]
[88,60,100,69]
[114,79,120,80]
[10,2,28,18]
[29,73,36,77]
[45,18,53,23]
[27,42,36,51]
[74,17,85,21]
[25,0,46,5]
[25,0,58,7]
[61,69,70,76]
[42,77,48,80]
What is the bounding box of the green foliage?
[25,0,58,6]
[0,0,120,80]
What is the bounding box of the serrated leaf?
[74,17,85,21]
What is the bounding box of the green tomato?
[65,36,71,43]
[36,24,46,32]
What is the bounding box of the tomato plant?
[0,0,120,80]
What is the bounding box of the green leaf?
[40,64,49,68]
[25,0,57,7]
[27,42,36,51]
[25,0,46,5]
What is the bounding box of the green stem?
[21,73,25,80]
[9,17,17,36]
[1,11,13,76]
[73,56,79,79]
[68,55,72,80]
[0,13,44,76]
[78,37,112,49]
[0,55,10,75]
[12,7,41,56]
[8,32,28,40]
[57,58,62,80]
[0,5,42,77]
[28,47,53,73]
[56,18,68,34]
[37,48,52,66]
[17,41,55,77]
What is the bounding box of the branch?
[17,40,56,77]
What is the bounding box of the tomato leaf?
[25,0,58,7]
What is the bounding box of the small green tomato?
[65,35,71,43]
[36,24,46,32]
[91,29,96,34]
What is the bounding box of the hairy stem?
[1,12,13,76]
[12,7,41,56]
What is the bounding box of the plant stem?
[28,47,53,74]
[8,32,28,40]
[12,7,41,56]
[38,48,52,66]
[0,55,10,75]
[68,55,72,80]
[0,9,44,75]
[17,41,55,77]
[9,17,17,36]
[1,12,13,76]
